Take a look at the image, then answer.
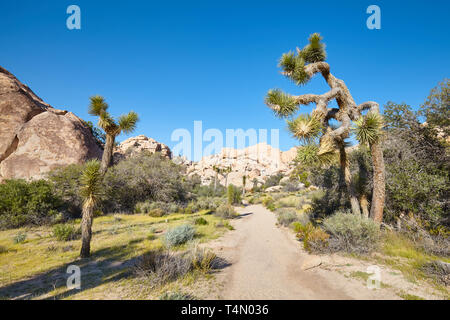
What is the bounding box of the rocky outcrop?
[0,66,102,181]
[184,143,298,190]
[113,135,172,162]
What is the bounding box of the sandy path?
[208,204,400,300]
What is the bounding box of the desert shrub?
[195,196,224,211]
[295,222,330,253]
[263,173,283,188]
[133,250,192,287]
[420,261,450,285]
[384,160,448,227]
[103,152,189,213]
[13,231,27,244]
[261,196,275,211]
[194,217,208,225]
[163,224,196,247]
[48,164,85,217]
[0,179,62,229]
[214,204,236,219]
[323,211,380,254]
[160,291,195,300]
[283,181,304,192]
[276,208,298,227]
[184,203,194,214]
[276,195,303,208]
[227,185,241,205]
[148,208,165,217]
[134,201,152,214]
[189,246,219,272]
[193,181,226,197]
[135,201,181,216]
[53,224,80,241]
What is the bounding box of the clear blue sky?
[1,0,449,160]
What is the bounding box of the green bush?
[103,152,190,213]
[323,211,380,254]
[53,224,80,241]
[261,196,275,211]
[263,173,283,188]
[149,208,165,217]
[214,204,236,219]
[48,164,85,217]
[276,208,298,227]
[133,250,192,287]
[0,179,62,229]
[163,224,196,247]
[295,222,330,252]
[227,185,241,205]
[135,201,181,216]
[195,196,225,211]
[194,217,208,225]
[13,231,27,244]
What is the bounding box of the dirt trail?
[208,204,400,300]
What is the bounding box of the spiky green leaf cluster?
[88,96,139,136]
[80,160,102,204]
[353,112,384,145]
[301,33,327,63]
[296,143,335,167]
[265,89,299,118]
[279,52,310,85]
[118,111,139,134]
[277,33,326,86]
[287,114,322,142]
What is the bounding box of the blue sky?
[1,0,449,160]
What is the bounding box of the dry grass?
[0,210,227,300]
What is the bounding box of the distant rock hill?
[177,143,298,189]
[113,135,172,162]
[0,66,102,181]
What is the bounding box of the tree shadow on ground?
[235,212,253,219]
[0,238,232,300]
[0,242,144,300]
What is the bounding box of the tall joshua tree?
[353,112,385,222]
[265,33,385,221]
[79,160,102,258]
[88,96,139,175]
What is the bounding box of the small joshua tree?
[79,160,102,258]
[88,96,139,175]
[265,33,385,222]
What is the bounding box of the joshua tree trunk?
[369,141,385,223]
[80,201,94,258]
[100,134,115,175]
[360,195,370,219]
[338,143,361,215]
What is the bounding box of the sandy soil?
[204,204,445,300]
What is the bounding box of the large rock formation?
[0,66,102,181]
[113,135,172,162]
[182,143,298,190]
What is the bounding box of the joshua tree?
[242,174,247,195]
[353,112,385,222]
[212,165,221,192]
[265,33,385,221]
[88,96,139,175]
[79,160,102,258]
[223,166,232,187]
